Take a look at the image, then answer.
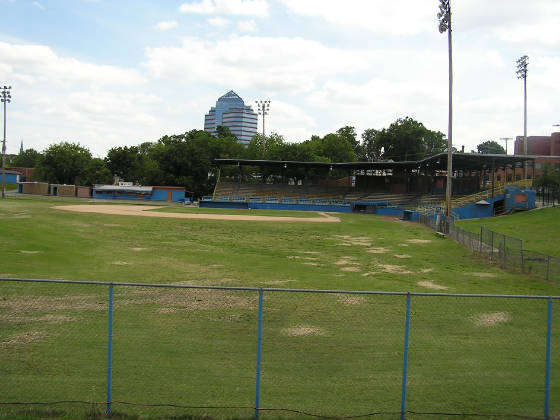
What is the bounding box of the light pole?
[438,0,453,218]
[1,85,11,199]
[516,55,528,178]
[500,137,512,155]
[255,100,270,157]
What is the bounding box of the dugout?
[18,182,49,195]
[92,185,185,202]
[50,184,76,197]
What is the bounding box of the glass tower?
[204,91,258,146]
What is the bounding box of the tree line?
[10,117,463,198]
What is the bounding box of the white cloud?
[144,36,370,93]
[254,100,316,142]
[179,0,269,17]
[31,1,45,10]
[208,17,230,28]
[237,19,256,33]
[454,0,560,46]
[154,20,178,31]
[0,42,146,87]
[279,0,434,35]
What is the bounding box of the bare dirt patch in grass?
[407,239,432,244]
[0,295,105,313]
[334,257,358,266]
[303,262,320,266]
[420,268,434,273]
[473,312,511,327]
[20,250,42,254]
[131,247,148,252]
[111,261,130,265]
[418,281,448,290]
[378,264,413,274]
[1,331,50,347]
[394,254,411,259]
[333,235,371,247]
[361,272,376,277]
[340,266,360,272]
[336,295,366,305]
[303,251,320,255]
[0,313,79,324]
[399,244,409,247]
[367,247,389,254]
[119,288,255,312]
[282,325,325,337]
[469,272,496,278]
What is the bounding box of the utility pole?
[500,137,512,155]
[1,85,12,199]
[516,55,528,178]
[255,100,270,157]
[438,0,453,218]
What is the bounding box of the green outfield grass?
[0,198,559,420]
[456,207,560,257]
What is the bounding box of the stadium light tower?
[255,100,270,157]
[1,85,11,199]
[438,0,453,218]
[516,55,528,178]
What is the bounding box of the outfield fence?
[1,278,559,420]
[418,214,560,282]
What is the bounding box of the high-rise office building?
[204,91,258,146]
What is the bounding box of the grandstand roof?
[215,153,534,171]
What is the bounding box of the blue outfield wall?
[151,189,185,202]
[199,201,249,209]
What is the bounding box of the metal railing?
[0,278,558,420]
[418,214,559,282]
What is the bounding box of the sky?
[1,0,559,158]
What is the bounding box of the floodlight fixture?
[255,100,271,156]
[516,55,529,178]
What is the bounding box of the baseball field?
[0,198,558,419]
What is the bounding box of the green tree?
[361,128,380,162]
[82,157,113,186]
[363,117,445,161]
[337,126,364,159]
[306,133,356,163]
[12,148,42,167]
[35,142,93,185]
[477,140,506,154]
[106,145,162,185]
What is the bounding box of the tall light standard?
[516,55,528,179]
[1,85,11,199]
[255,100,270,157]
[500,137,512,155]
[438,0,453,217]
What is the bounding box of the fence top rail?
[1,277,559,300]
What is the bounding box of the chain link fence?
[419,213,559,282]
[1,278,559,420]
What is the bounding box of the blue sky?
[1,0,559,157]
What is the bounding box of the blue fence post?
[545,298,553,420]
[254,289,264,419]
[400,293,412,420]
[106,284,114,417]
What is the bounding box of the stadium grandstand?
[203,153,536,219]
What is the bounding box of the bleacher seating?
[212,181,448,207]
